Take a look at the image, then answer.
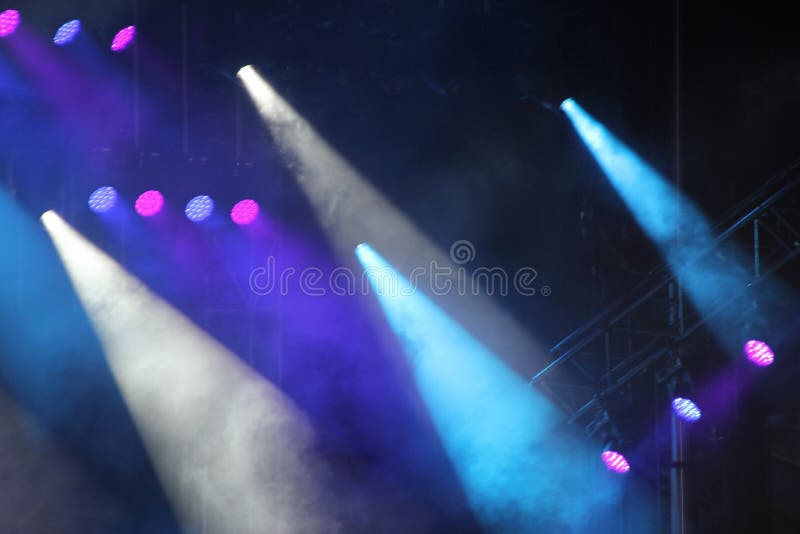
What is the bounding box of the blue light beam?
[356,243,620,531]
[561,98,756,351]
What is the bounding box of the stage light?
[0,10,20,38]
[231,199,259,225]
[185,195,214,222]
[356,243,620,529]
[601,450,630,474]
[592,415,629,475]
[42,211,336,533]
[671,397,702,423]
[110,25,136,52]
[53,19,81,45]
[238,66,550,382]
[241,65,621,527]
[135,190,164,217]
[744,339,774,367]
[88,186,118,213]
[561,98,759,356]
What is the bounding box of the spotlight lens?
[111,25,136,52]
[672,397,702,423]
[560,97,576,111]
[231,199,259,226]
[41,210,57,222]
[88,186,118,213]
[53,19,81,45]
[744,339,774,367]
[0,10,21,38]
[135,190,164,217]
[185,195,215,222]
[601,450,630,474]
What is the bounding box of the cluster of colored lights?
[0,10,134,51]
[744,339,774,367]
[88,187,259,225]
[671,397,702,423]
[598,335,776,474]
[601,450,630,474]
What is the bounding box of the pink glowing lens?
[135,190,164,217]
[744,339,774,367]
[111,25,136,52]
[231,199,259,225]
[601,450,630,474]
[0,10,21,38]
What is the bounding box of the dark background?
[1,1,799,532]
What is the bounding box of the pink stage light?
[601,450,630,474]
[744,339,774,367]
[135,190,164,217]
[111,26,136,52]
[231,199,259,226]
[0,10,21,38]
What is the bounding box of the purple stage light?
[135,190,164,217]
[53,20,81,46]
[672,397,702,423]
[601,450,630,474]
[88,186,118,213]
[0,10,21,38]
[744,339,774,367]
[231,199,259,226]
[111,26,136,52]
[185,195,215,222]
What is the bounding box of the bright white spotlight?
[237,66,548,372]
[41,211,337,534]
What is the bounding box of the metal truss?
[530,159,800,428]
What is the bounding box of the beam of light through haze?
[561,98,764,355]
[237,64,548,376]
[41,211,338,534]
[356,244,620,531]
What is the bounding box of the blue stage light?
[561,98,757,356]
[671,397,702,423]
[185,195,214,222]
[88,186,118,213]
[53,20,81,46]
[356,243,620,530]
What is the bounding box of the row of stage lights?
[601,338,775,474]
[88,186,260,226]
[0,10,136,51]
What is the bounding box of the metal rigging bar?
[531,159,800,426]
